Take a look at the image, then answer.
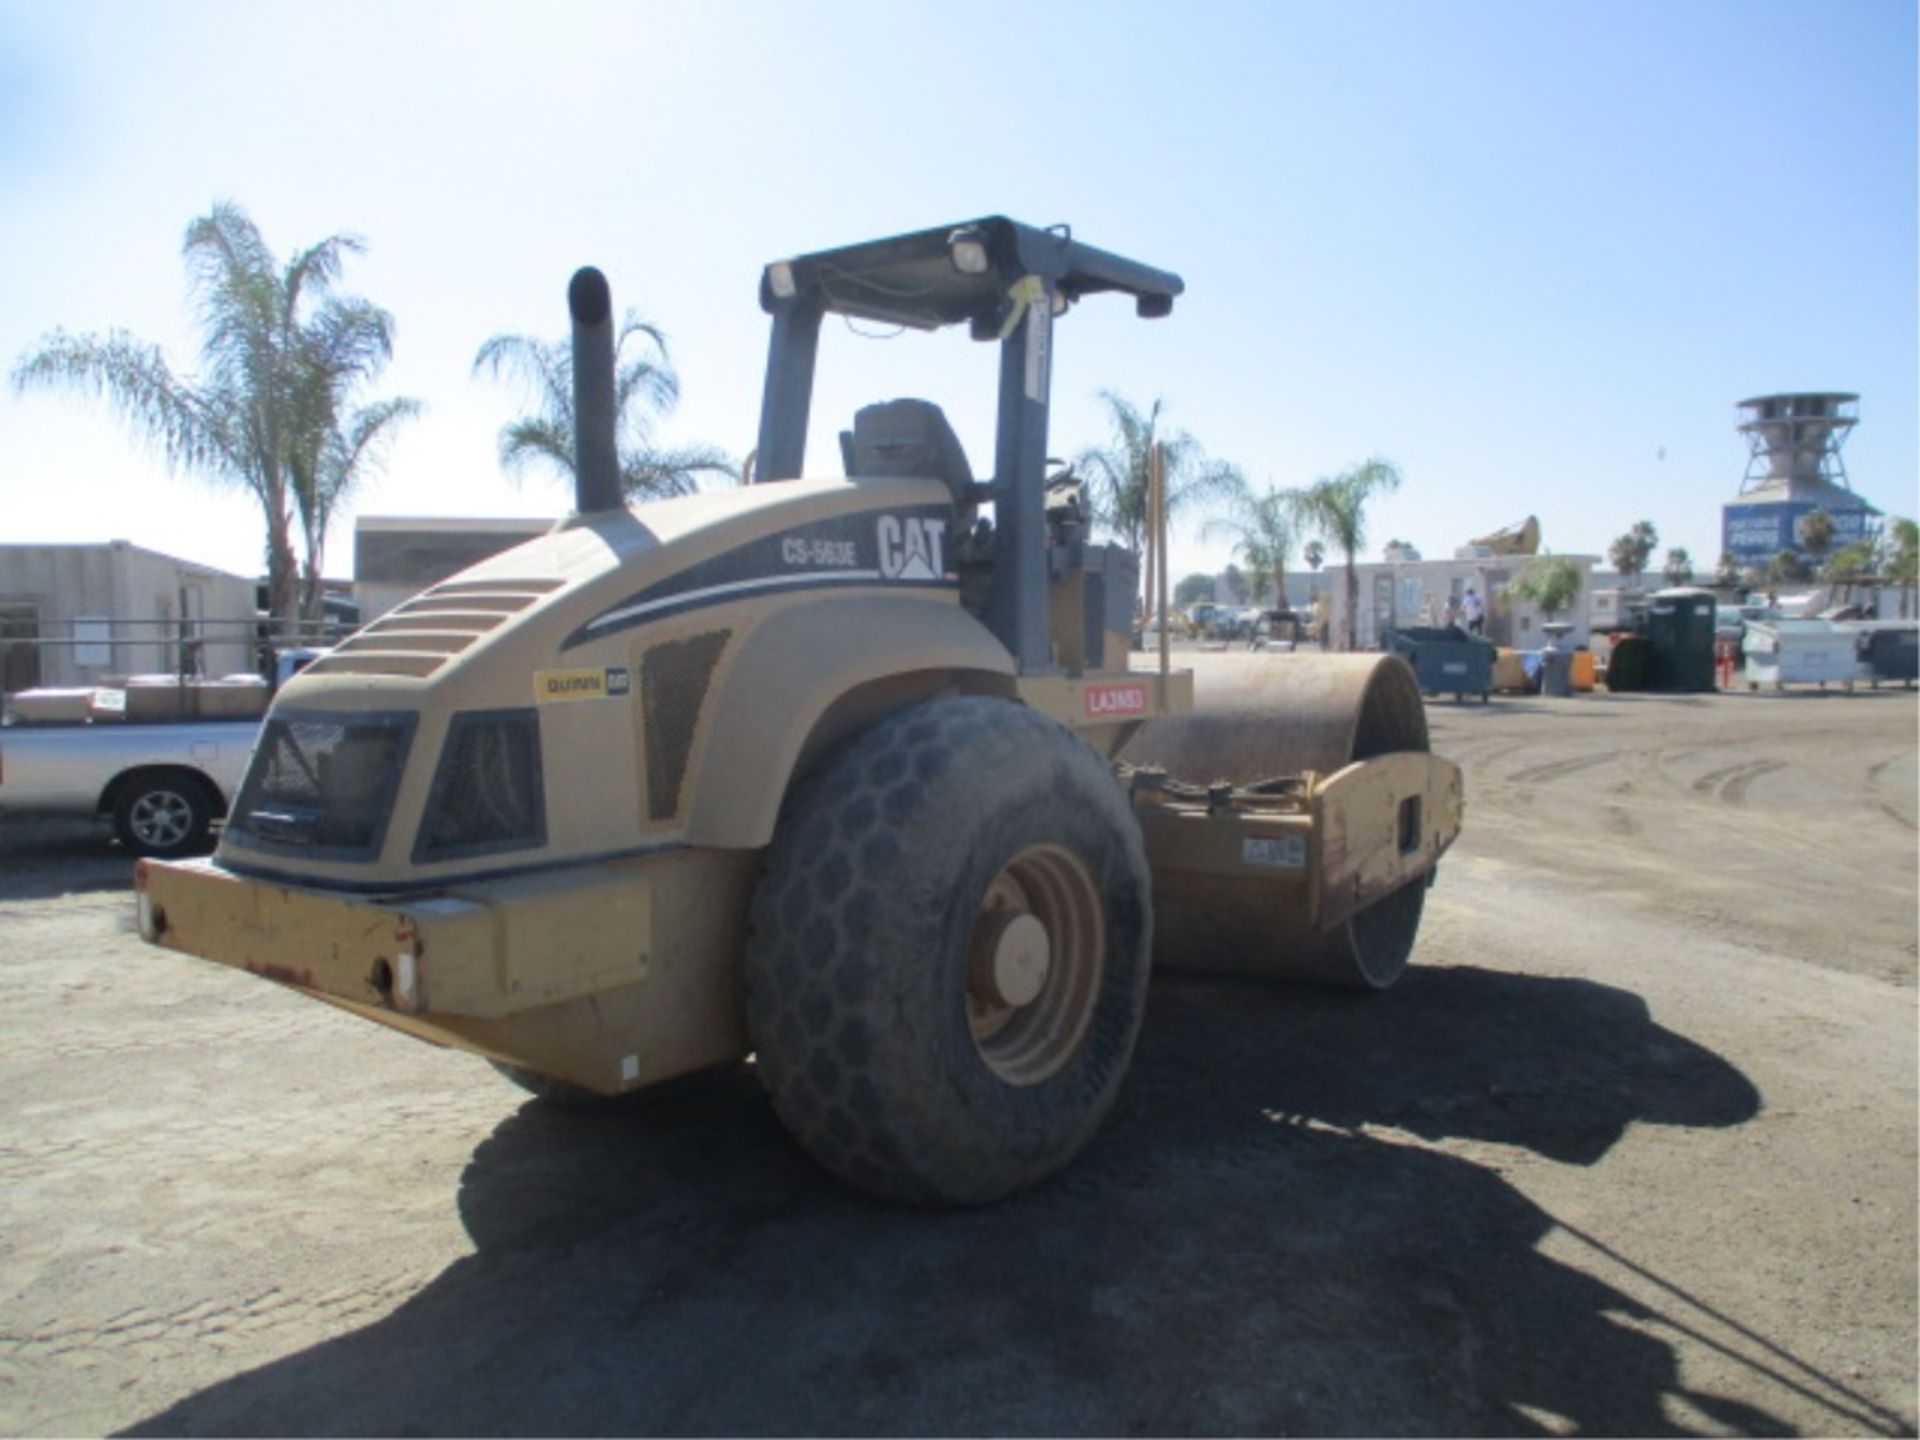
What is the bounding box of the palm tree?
[1608,521,1659,588]
[12,203,411,635]
[293,396,421,620]
[473,313,733,500]
[1767,548,1811,585]
[1796,509,1834,569]
[1823,538,1880,609]
[1204,480,1302,610]
[1075,389,1240,544]
[1662,547,1694,588]
[1510,554,1584,622]
[1296,458,1403,651]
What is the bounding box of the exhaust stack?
[569,266,622,514]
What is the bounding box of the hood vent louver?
[304,578,565,679]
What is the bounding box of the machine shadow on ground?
[119,963,1914,1439]
[0,818,136,901]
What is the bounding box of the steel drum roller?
[1123,652,1433,988]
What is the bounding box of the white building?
[1328,552,1601,650]
[0,542,256,692]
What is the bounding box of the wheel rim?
[130,790,193,849]
[966,844,1105,1087]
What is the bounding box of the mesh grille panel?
[642,631,730,821]
[229,713,414,858]
[415,710,544,861]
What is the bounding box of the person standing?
[1462,585,1486,636]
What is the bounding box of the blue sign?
[1722,501,1874,567]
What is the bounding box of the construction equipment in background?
[135,218,1461,1205]
[1465,515,1541,557]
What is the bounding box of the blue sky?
[2,0,1913,585]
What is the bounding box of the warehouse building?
[0,542,255,692]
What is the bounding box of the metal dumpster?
[1383,626,1494,702]
[1742,620,1860,690]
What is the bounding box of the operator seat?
[844,398,975,512]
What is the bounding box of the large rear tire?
[743,697,1153,1205]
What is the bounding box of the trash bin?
[1539,622,1575,698]
[1382,625,1494,702]
[1646,587,1718,692]
[1538,648,1573,697]
[1570,649,1597,692]
[1860,623,1918,688]
[1605,636,1654,692]
[1492,648,1530,693]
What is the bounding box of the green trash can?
[1647,587,1718,693]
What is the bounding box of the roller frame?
[1118,651,1460,987]
[1129,749,1463,936]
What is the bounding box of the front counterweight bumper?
[134,850,751,1092]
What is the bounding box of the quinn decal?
[534,666,630,704]
[1083,682,1150,718]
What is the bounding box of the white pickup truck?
[0,653,323,857]
[0,716,260,857]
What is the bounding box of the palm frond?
[473,332,575,428]
[621,444,736,500]
[11,328,237,483]
[476,304,729,503]
[306,296,395,380]
[183,202,275,302]
[1076,391,1240,555]
[318,397,420,507]
[281,232,365,316]
[498,416,576,483]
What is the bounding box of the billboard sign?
[1722,501,1875,568]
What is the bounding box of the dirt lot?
[1,679,1914,1437]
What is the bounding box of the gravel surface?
[0,682,1913,1436]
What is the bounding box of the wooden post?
[1152,442,1171,688]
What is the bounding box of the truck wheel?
[112,771,216,858]
[743,696,1152,1205]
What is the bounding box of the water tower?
[1721,392,1878,568]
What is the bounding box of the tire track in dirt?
[1620,745,1879,881]
[1863,752,1919,832]
[0,1277,425,1367]
[1455,732,1912,975]
[1690,759,1787,806]
[1505,751,1621,787]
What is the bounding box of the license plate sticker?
[1242,835,1307,869]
